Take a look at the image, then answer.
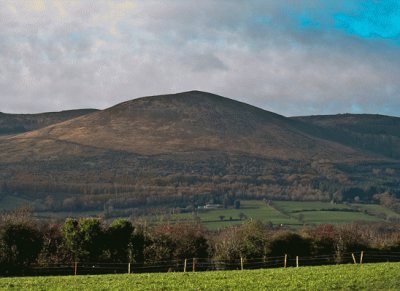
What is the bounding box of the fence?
[9,250,399,277]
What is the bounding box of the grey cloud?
[0,0,399,117]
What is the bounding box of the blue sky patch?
[298,13,321,28]
[333,1,400,40]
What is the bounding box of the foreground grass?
[0,263,399,290]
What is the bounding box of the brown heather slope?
[0,91,399,212]
[3,91,364,162]
[0,109,98,136]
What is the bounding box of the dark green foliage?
[79,218,105,262]
[105,219,134,263]
[62,218,105,262]
[0,221,43,274]
[62,218,81,261]
[131,226,145,264]
[269,232,312,257]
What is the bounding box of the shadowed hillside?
[0,91,399,214]
[293,114,400,159]
[0,109,98,135]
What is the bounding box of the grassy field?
[0,263,398,290]
[271,201,386,224]
[169,200,391,229]
[271,201,351,213]
[352,203,400,219]
[172,200,298,230]
[2,197,395,230]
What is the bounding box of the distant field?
[352,203,400,219]
[271,201,351,213]
[171,200,298,230]
[0,263,398,290]
[169,200,391,229]
[1,198,395,230]
[271,201,386,225]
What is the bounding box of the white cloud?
[0,0,399,117]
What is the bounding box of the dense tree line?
[1,210,400,275]
[1,153,399,214]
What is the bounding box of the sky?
[0,0,400,117]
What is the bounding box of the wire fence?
[11,251,400,277]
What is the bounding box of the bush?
[269,232,312,258]
[212,220,269,262]
[0,221,43,274]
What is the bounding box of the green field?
[352,203,400,219]
[2,197,396,230]
[168,200,392,229]
[0,263,398,290]
[172,200,298,229]
[271,201,386,224]
[271,201,351,213]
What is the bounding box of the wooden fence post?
[184,259,187,273]
[284,254,287,268]
[240,257,244,270]
[360,251,364,265]
[192,258,196,272]
[296,256,299,268]
[351,253,357,264]
[74,262,78,276]
[128,263,131,274]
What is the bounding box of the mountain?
[0,91,399,213]
[7,91,362,161]
[0,109,98,135]
[292,114,400,159]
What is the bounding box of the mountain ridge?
[0,91,399,213]
[0,109,98,136]
[5,91,366,160]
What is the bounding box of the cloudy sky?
[1,0,400,116]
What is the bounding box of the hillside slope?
[293,114,400,159]
[0,91,399,213]
[0,109,98,135]
[4,91,362,161]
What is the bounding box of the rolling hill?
[293,114,400,159]
[5,91,363,160]
[0,91,399,213]
[0,109,98,136]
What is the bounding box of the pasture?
[3,198,394,230]
[0,263,398,290]
[170,200,390,229]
